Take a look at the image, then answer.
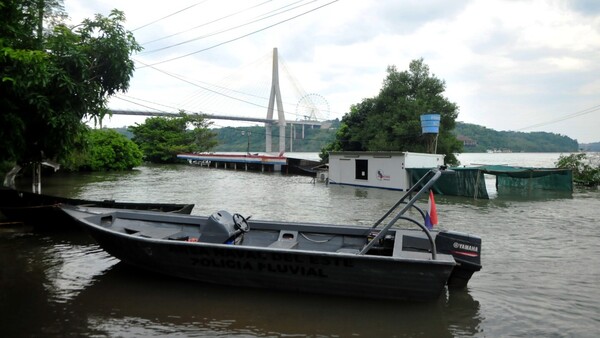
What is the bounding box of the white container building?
[328,151,445,190]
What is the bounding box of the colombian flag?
[425,190,438,229]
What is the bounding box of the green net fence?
[409,166,572,199]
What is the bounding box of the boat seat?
[392,235,404,257]
[393,235,435,260]
[268,230,298,249]
[131,227,182,239]
[336,248,360,254]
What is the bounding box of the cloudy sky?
[64,0,600,143]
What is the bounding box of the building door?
[355,159,368,180]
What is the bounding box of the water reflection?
[71,263,483,337]
[41,241,117,303]
[0,232,115,336]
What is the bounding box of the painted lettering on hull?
[186,249,355,278]
[190,256,328,277]
[257,262,327,277]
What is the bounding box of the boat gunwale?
[67,207,456,266]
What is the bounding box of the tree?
[1,1,141,168]
[321,59,462,164]
[555,153,600,187]
[69,128,143,171]
[129,113,218,163]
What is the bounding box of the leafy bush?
[555,153,600,187]
[129,113,217,163]
[61,128,143,171]
[87,129,143,170]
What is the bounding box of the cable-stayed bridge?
[113,48,330,153]
[109,109,323,126]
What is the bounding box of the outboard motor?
[435,230,482,288]
[201,210,244,244]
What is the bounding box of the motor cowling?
[435,230,482,288]
[201,210,239,243]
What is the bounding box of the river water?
[1,153,599,337]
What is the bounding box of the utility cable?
[141,0,317,54]
[517,104,600,131]
[141,0,277,46]
[131,1,209,32]
[138,0,339,67]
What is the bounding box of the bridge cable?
[133,59,275,109]
[133,58,315,120]
[113,95,176,114]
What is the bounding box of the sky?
[63,0,600,143]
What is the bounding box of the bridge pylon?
[265,48,286,153]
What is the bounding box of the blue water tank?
[421,114,440,134]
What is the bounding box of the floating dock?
[177,153,321,175]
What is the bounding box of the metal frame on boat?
[62,167,481,301]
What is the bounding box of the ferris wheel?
[295,93,330,121]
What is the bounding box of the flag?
[424,190,438,229]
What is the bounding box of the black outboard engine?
[435,230,482,288]
[201,210,242,244]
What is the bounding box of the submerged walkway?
[177,153,320,175]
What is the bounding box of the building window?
[355,159,368,180]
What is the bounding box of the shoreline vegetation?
[111,121,591,155]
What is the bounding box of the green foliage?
[1,1,141,166]
[111,127,134,139]
[60,128,142,171]
[454,123,579,152]
[321,59,462,165]
[87,129,143,171]
[555,153,600,187]
[129,113,218,163]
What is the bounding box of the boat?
[61,168,482,301]
[0,187,195,230]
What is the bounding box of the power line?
[140,0,317,54]
[517,104,600,131]
[131,1,209,32]
[138,0,339,67]
[141,0,274,46]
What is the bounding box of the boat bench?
[392,235,435,260]
[336,247,361,254]
[122,224,183,239]
[268,230,298,249]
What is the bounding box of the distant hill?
[212,122,580,153]
[453,122,579,153]
[212,122,339,153]
[108,123,339,153]
[111,120,583,154]
[579,142,600,151]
